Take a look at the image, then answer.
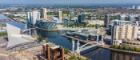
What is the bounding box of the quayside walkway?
[100,45,140,55]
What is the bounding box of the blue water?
[45,31,140,60]
[46,32,72,49]
[45,32,110,60]
[42,32,110,60]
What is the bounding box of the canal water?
[43,31,140,60]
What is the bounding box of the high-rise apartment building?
[27,10,40,26]
[59,10,63,20]
[41,8,48,20]
[111,20,138,45]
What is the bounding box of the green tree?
[64,48,69,54]
[0,32,7,37]
[68,55,89,60]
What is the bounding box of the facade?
[104,14,110,27]
[38,43,64,60]
[137,26,140,39]
[41,8,48,20]
[63,19,76,26]
[6,21,34,48]
[58,10,63,21]
[87,20,104,25]
[111,20,138,45]
[111,50,136,60]
[138,16,140,22]
[119,14,138,22]
[36,20,56,31]
[78,14,85,23]
[128,15,137,21]
[52,17,62,24]
[137,17,140,39]
[119,14,127,20]
[27,10,40,27]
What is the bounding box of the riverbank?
[101,45,140,55]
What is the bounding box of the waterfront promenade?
[101,45,140,55]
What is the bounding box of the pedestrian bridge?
[62,34,104,53]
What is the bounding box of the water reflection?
[111,50,140,60]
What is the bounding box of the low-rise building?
[38,43,64,60]
[6,21,34,48]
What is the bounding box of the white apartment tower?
[27,10,40,25]
[111,20,138,45]
[41,8,48,20]
[59,10,63,20]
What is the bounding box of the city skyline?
[1,0,140,60]
[1,0,140,5]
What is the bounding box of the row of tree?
[0,32,7,37]
[65,23,104,28]
[111,45,140,52]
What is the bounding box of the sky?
[0,0,140,5]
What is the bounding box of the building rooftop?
[0,14,13,22]
[7,21,26,30]
[45,43,60,49]
[52,17,62,23]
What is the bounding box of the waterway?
[43,31,140,60]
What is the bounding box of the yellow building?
[113,24,138,40]
[41,8,48,20]
[59,10,63,20]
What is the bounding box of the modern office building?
[119,14,127,20]
[36,19,56,37]
[36,20,56,31]
[38,43,64,60]
[104,14,110,27]
[111,20,138,45]
[58,10,63,21]
[63,19,76,26]
[128,15,137,21]
[78,13,85,23]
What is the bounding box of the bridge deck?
[62,34,98,44]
